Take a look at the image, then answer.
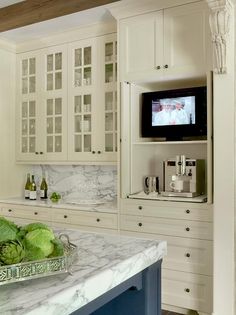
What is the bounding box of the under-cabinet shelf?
[132,140,208,145]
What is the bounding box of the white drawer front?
[162,270,213,314]
[53,209,118,230]
[1,206,51,222]
[121,199,212,222]
[119,230,212,275]
[120,215,213,240]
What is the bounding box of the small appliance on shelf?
[161,155,205,198]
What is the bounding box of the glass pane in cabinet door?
[22,137,27,153]
[115,92,117,110]
[47,73,53,90]
[29,119,35,135]
[84,135,91,152]
[75,135,82,152]
[74,96,82,113]
[55,117,62,133]
[55,72,62,89]
[29,101,36,117]
[47,136,53,152]
[105,43,113,62]
[22,102,28,118]
[115,63,117,81]
[74,69,82,87]
[84,94,91,112]
[55,53,62,70]
[84,67,91,85]
[105,64,113,83]
[55,98,62,115]
[29,137,36,153]
[105,134,113,152]
[29,76,36,93]
[115,132,117,151]
[83,115,91,132]
[47,99,53,115]
[22,59,28,76]
[55,136,62,152]
[115,112,117,131]
[47,54,53,72]
[105,113,113,131]
[105,92,113,111]
[29,58,36,75]
[75,115,81,133]
[84,47,91,65]
[115,41,117,61]
[75,48,82,67]
[47,117,53,134]
[22,77,28,94]
[22,120,28,135]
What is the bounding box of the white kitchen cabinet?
[119,1,209,82]
[68,34,117,162]
[16,44,68,162]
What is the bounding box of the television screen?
[152,96,196,127]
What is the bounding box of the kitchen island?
[0,228,166,315]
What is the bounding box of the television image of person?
[170,99,188,125]
[152,99,173,126]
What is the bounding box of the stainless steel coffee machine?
[161,155,205,197]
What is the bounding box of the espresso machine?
[161,155,205,197]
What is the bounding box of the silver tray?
[0,234,77,285]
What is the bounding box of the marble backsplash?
[31,165,117,202]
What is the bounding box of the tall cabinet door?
[16,52,41,161]
[68,38,97,161]
[41,45,68,161]
[163,1,208,77]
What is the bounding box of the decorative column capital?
[206,0,233,74]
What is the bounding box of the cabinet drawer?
[1,206,51,222]
[162,270,213,313]
[120,215,213,240]
[121,199,212,222]
[53,209,118,230]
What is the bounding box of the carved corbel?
[206,0,233,74]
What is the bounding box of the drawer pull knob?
[185,288,190,293]
[96,218,100,222]
[156,65,161,70]
[92,151,96,154]
[39,151,43,155]
[34,212,38,215]
[138,222,143,227]
[97,151,101,154]
[186,227,190,232]
[186,209,190,214]
[64,215,68,219]
[164,64,169,69]
[8,209,12,212]
[186,253,191,258]
[138,206,142,210]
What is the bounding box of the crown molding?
[206,0,233,74]
[0,38,16,52]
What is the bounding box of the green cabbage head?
[25,228,55,258]
[0,240,25,265]
[0,217,19,242]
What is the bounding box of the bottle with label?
[24,173,31,199]
[40,177,48,199]
[29,175,37,200]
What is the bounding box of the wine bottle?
[24,173,31,199]
[40,177,48,199]
[29,175,37,200]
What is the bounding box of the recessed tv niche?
[141,86,207,141]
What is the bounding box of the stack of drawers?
[120,198,213,314]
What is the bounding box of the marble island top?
[0,228,166,315]
[0,197,117,213]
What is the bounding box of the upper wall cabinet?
[119,2,210,82]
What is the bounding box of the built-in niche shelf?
[132,140,208,145]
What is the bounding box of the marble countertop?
[0,228,166,315]
[0,197,117,213]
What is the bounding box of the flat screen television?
[141,86,207,141]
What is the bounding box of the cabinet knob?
[39,152,43,155]
[156,65,161,70]
[8,209,12,212]
[186,253,191,258]
[97,151,101,154]
[185,288,190,293]
[138,206,142,210]
[164,64,169,69]
[96,218,100,222]
[35,152,39,155]
[186,209,190,214]
[138,222,143,227]
[186,227,190,232]
[64,215,68,219]
[92,151,96,154]
[34,212,38,215]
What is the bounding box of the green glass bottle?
[29,175,37,200]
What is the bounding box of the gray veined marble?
[0,228,167,315]
[32,165,117,202]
